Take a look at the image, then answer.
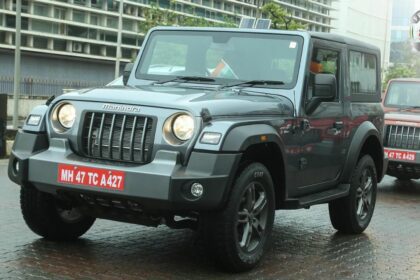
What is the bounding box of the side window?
[308,47,340,100]
[310,48,339,78]
[349,51,377,94]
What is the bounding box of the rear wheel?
[21,186,95,240]
[201,162,275,272]
[329,155,377,234]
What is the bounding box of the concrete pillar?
[0,94,7,158]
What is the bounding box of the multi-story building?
[331,0,393,69]
[390,0,416,43]
[0,0,335,94]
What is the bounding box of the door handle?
[333,121,344,130]
[301,119,310,131]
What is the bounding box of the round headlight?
[57,103,76,129]
[172,114,195,141]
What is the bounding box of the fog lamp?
[191,183,204,198]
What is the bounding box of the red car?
[383,78,420,180]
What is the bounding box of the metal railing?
[0,76,105,97]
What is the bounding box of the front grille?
[385,125,420,150]
[81,112,154,163]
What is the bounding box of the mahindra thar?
[9,27,387,272]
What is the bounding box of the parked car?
[383,78,420,180]
[8,27,387,272]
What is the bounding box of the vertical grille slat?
[82,111,154,164]
[119,115,127,160]
[98,113,106,158]
[129,116,138,161]
[385,124,419,151]
[87,112,95,156]
[108,114,116,159]
[140,118,149,162]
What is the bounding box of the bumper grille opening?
[385,125,420,150]
[81,112,154,164]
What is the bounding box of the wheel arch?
[340,121,384,183]
[221,124,287,209]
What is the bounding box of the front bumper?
[384,147,420,178]
[8,131,241,211]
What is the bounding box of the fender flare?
[340,121,384,183]
[221,124,285,153]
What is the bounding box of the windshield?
[136,30,304,88]
[384,81,420,108]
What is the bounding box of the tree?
[383,64,416,89]
[261,2,306,30]
[140,5,236,34]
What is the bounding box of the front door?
[295,41,347,194]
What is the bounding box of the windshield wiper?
[153,76,216,85]
[399,106,420,111]
[220,80,285,89]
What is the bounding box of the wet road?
[0,159,419,279]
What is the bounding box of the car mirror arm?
[305,97,322,115]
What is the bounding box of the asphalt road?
[0,159,419,279]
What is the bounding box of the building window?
[0,31,6,44]
[349,51,377,95]
[0,0,5,9]
[32,19,52,32]
[33,37,48,49]
[107,17,118,28]
[122,36,136,45]
[6,14,15,27]
[54,8,66,19]
[122,48,132,59]
[123,19,133,31]
[159,0,170,8]
[90,44,101,55]
[53,39,67,51]
[34,4,49,17]
[73,10,86,23]
[106,46,116,57]
[68,25,88,38]
[52,23,66,34]
[90,14,98,25]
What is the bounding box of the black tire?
[329,155,377,234]
[201,162,275,272]
[21,186,95,241]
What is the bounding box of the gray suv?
[9,27,388,272]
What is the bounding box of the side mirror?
[306,73,337,114]
[123,63,134,86]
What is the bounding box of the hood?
[56,85,294,117]
[385,111,420,127]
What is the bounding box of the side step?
[282,184,350,209]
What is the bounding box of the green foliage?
[383,64,416,89]
[140,5,236,34]
[383,40,420,88]
[261,2,306,30]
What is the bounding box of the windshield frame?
[384,80,420,108]
[134,29,304,90]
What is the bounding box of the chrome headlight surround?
[51,102,76,133]
[163,113,195,145]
